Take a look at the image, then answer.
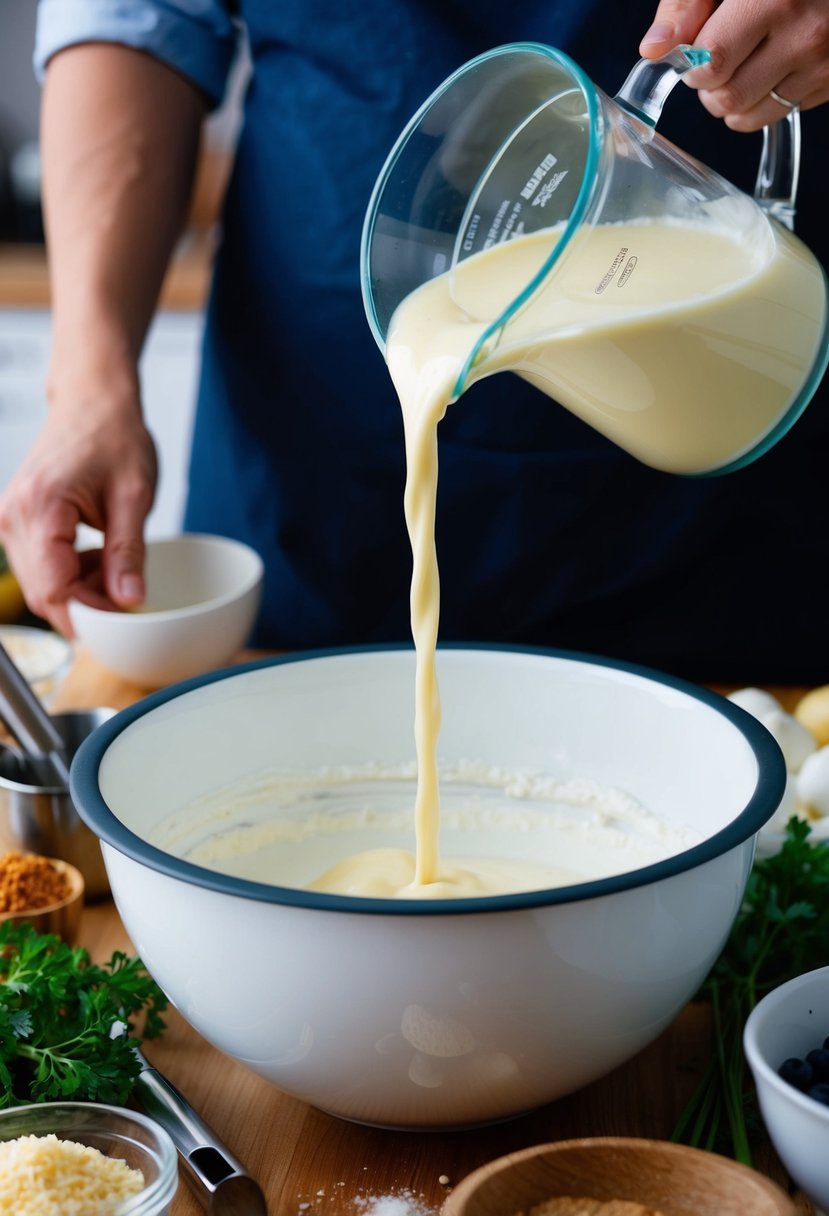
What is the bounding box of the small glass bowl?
[0,1101,178,1214]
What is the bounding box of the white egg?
[796,746,829,817]
[758,708,818,773]
[727,687,783,719]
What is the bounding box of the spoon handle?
[133,1048,268,1215]
[0,639,71,785]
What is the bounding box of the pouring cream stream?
[309,213,824,898]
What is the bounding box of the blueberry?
[806,1048,829,1083]
[779,1057,815,1090]
[808,1083,829,1107]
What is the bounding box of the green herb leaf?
[672,818,829,1164]
[0,920,167,1107]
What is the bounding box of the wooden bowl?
[0,857,85,944]
[442,1138,797,1216]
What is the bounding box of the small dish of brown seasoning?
[442,1137,797,1216]
[0,851,84,943]
[522,1202,663,1216]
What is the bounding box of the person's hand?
[639,0,829,131]
[0,382,158,637]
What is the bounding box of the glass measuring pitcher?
[361,44,829,475]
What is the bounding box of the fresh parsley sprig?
[0,920,167,1107]
[673,817,829,1164]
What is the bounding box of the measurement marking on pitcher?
[531,171,568,208]
[595,246,629,294]
[618,255,638,286]
[462,213,481,252]
[520,153,558,200]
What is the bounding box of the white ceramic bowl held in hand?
[744,966,829,1216]
[68,534,264,688]
[71,646,785,1129]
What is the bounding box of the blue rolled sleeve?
[34,0,239,108]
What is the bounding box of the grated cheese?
[0,1132,145,1215]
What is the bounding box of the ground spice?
[0,852,72,914]
[518,1201,667,1216]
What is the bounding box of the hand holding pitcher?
[362,43,828,476]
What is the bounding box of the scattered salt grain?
[353,1188,435,1216]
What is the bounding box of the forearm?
[41,42,208,404]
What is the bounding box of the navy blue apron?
[184,0,829,682]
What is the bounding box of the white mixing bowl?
[71,646,784,1129]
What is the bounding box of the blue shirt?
[35,1,829,682]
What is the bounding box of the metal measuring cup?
[0,636,115,900]
[0,707,115,900]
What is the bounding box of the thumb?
[639,0,716,57]
[102,477,152,607]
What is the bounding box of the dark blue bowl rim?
[71,643,786,917]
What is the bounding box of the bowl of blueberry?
[744,965,829,1215]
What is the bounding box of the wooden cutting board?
[53,649,815,1216]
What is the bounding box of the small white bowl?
[744,966,829,1216]
[68,534,263,688]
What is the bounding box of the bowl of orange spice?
[0,851,84,944]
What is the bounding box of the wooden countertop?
[50,651,814,1216]
[0,147,231,312]
[0,237,214,312]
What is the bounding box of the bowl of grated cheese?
[0,1101,178,1215]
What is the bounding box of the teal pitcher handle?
[615,45,800,230]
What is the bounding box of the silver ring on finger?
[769,87,798,110]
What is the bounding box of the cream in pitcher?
[389,210,825,475]
[362,43,829,475]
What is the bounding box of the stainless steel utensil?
[133,1048,268,1214]
[0,703,115,898]
[0,637,70,785]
